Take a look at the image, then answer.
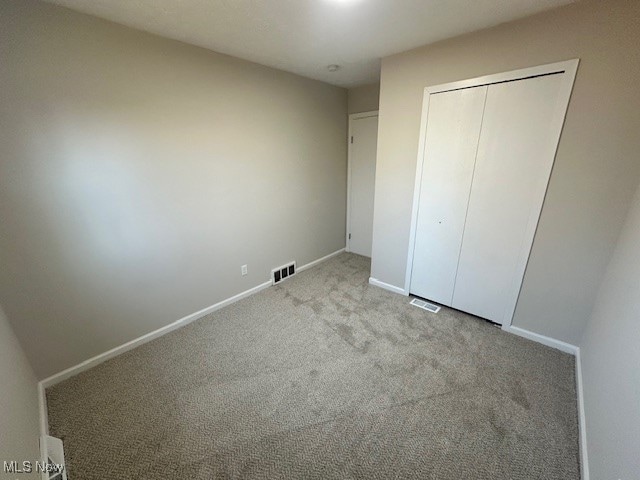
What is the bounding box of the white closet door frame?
[347,110,379,252]
[404,59,579,328]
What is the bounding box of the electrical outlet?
[241,265,248,276]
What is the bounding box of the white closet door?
[410,86,487,305]
[452,73,565,324]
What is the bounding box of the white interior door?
[410,87,487,305]
[451,73,565,324]
[348,114,378,257]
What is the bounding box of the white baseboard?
[38,382,48,438]
[369,277,408,296]
[575,347,589,480]
[37,248,346,435]
[39,246,590,480]
[501,325,578,355]
[503,325,588,478]
[39,280,271,390]
[298,248,345,272]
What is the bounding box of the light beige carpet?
[47,253,580,479]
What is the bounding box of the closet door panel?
[451,74,564,323]
[410,86,487,305]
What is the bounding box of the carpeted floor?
[47,253,580,479]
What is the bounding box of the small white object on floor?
[40,435,67,480]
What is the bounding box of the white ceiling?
[44,0,575,87]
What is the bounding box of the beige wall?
[371,0,640,344]
[0,0,347,378]
[579,181,640,479]
[348,84,380,114]
[0,305,40,479]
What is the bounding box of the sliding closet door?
[410,86,487,305]
[451,73,565,324]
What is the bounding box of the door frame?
[404,59,579,328]
[346,110,379,253]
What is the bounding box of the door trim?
[346,110,379,253]
[404,59,579,327]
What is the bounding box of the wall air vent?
[410,298,441,313]
[272,261,296,285]
[39,435,67,480]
